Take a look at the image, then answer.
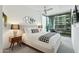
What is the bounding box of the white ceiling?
[3,5,75,16]
[25,5,75,15]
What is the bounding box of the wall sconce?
[38,25,42,28]
[3,12,7,27]
[38,25,42,31]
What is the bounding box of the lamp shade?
[11,24,20,30]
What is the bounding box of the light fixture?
[11,24,20,30]
[11,24,20,37]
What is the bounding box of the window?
[48,13,71,36]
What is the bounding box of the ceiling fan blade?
[44,10,47,14]
[43,6,53,16]
[46,8,53,11]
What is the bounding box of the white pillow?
[24,27,32,33]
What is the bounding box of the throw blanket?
[39,32,56,43]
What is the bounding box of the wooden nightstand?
[9,36,22,50]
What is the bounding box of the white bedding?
[22,31,61,53]
[3,29,61,52]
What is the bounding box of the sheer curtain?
[42,15,46,32]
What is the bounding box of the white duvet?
[3,29,61,52]
[22,31,61,53]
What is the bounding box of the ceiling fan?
[42,6,53,16]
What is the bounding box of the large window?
[41,12,75,36]
[48,13,71,36]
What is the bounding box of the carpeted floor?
[57,36,74,53]
[3,36,74,53]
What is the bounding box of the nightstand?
[9,36,22,50]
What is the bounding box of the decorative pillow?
[31,29,39,33]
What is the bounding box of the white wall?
[0,5,2,52]
[3,5,42,49]
[71,5,79,53]
[3,5,42,25]
[72,23,79,53]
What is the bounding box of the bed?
[22,31,61,53]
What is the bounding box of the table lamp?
[11,24,20,37]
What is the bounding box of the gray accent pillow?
[31,29,39,33]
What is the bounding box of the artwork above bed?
[23,16,36,24]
